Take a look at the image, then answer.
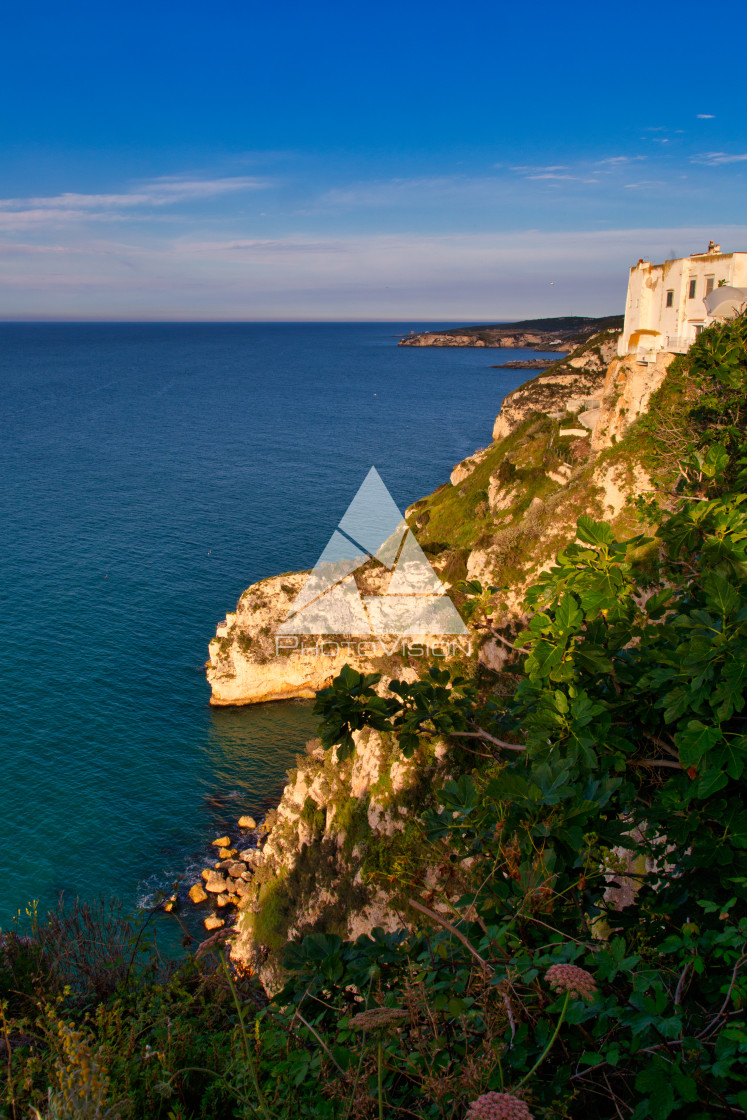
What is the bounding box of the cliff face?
[491,329,619,440]
[207,327,664,707]
[407,326,670,613]
[591,350,675,452]
[216,326,685,988]
[207,572,373,705]
[206,564,470,707]
[230,718,463,994]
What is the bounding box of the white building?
[619,241,747,359]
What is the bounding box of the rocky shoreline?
[489,358,558,369]
[161,814,261,937]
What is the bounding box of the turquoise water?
[0,323,555,927]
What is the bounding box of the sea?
[0,322,558,935]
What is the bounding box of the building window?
[705,276,715,295]
[666,290,674,307]
[688,278,697,299]
[695,324,704,337]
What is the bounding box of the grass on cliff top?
[408,326,621,557]
[408,412,573,554]
[408,353,686,600]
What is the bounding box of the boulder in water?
[205,874,228,894]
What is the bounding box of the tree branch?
[407,898,493,973]
[406,898,519,1049]
[451,730,526,752]
[632,759,683,770]
[487,630,520,651]
[643,733,680,760]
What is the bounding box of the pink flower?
[545,963,597,1001]
[465,1091,534,1119]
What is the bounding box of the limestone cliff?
[407,326,671,614]
[213,325,686,987]
[229,717,475,994]
[207,562,470,707]
[591,350,675,452]
[207,325,667,707]
[491,329,620,440]
[207,572,370,705]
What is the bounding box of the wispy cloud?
[623,180,666,190]
[697,114,715,119]
[692,152,747,165]
[4,225,746,320]
[508,164,569,173]
[514,158,646,181]
[595,156,645,166]
[525,173,599,182]
[0,176,269,226]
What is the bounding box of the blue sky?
[1,0,746,320]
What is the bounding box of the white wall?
[619,249,746,357]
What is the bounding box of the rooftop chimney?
[708,240,721,253]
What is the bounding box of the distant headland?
[398,313,624,349]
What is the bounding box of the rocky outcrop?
[490,358,557,369]
[450,446,490,486]
[207,565,469,707]
[207,328,661,712]
[492,331,620,440]
[591,351,675,452]
[207,572,384,705]
[229,718,469,993]
[400,331,554,349]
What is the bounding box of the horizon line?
[0,313,621,325]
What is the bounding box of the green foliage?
[5,314,747,1120]
[302,314,747,1117]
